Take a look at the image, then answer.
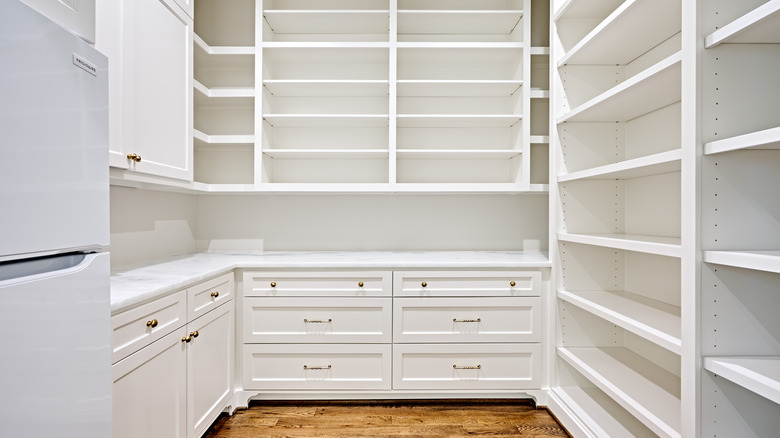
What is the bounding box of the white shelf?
[194,34,255,55]
[558,149,682,182]
[558,347,682,438]
[704,126,780,155]
[397,10,523,36]
[263,80,388,96]
[558,0,681,66]
[703,251,780,275]
[262,10,389,36]
[705,0,780,47]
[530,46,550,55]
[262,42,390,49]
[396,42,525,50]
[397,114,522,128]
[559,289,682,354]
[558,52,682,123]
[529,89,550,99]
[530,135,549,144]
[262,114,389,127]
[551,386,657,437]
[554,0,625,22]
[262,149,388,159]
[703,357,780,405]
[396,149,522,159]
[396,80,523,97]
[194,129,255,145]
[558,233,682,258]
[194,80,255,98]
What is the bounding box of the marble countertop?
[110,251,551,314]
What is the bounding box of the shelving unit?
[188,0,550,192]
[550,0,686,435]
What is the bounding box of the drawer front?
[243,344,391,390]
[188,272,234,321]
[393,297,541,343]
[393,344,541,390]
[111,290,187,364]
[393,271,541,297]
[244,297,392,343]
[243,271,391,297]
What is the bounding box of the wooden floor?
[202,400,571,437]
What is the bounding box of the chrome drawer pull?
[453,364,481,370]
[304,318,332,324]
[303,365,332,370]
[453,318,481,323]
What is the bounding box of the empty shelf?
[704,357,780,405]
[558,150,682,182]
[703,251,780,274]
[263,10,389,36]
[551,386,657,437]
[396,149,522,159]
[194,130,254,145]
[262,114,389,127]
[396,80,523,97]
[559,289,681,354]
[397,10,523,36]
[705,0,780,47]
[262,149,388,159]
[263,80,388,97]
[194,34,255,55]
[397,114,522,128]
[558,347,681,438]
[704,126,780,155]
[558,233,682,258]
[194,80,255,98]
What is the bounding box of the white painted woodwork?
[392,297,541,343]
[392,343,541,390]
[187,303,234,438]
[243,271,392,297]
[242,344,392,390]
[549,387,656,437]
[243,297,392,343]
[112,327,188,438]
[393,271,541,297]
[111,290,187,364]
[703,357,780,406]
[187,272,234,320]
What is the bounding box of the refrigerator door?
[0,252,111,437]
[0,0,109,261]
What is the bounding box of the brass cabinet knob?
[211,291,219,298]
[510,281,516,287]
[146,319,158,328]
[421,282,427,287]
[182,336,192,343]
[358,281,364,287]
[270,282,277,288]
[127,153,142,162]
[190,331,199,338]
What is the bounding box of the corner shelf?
[558,233,682,258]
[557,0,681,67]
[704,0,780,47]
[558,289,682,354]
[194,80,255,98]
[194,129,254,145]
[558,347,682,438]
[703,357,780,405]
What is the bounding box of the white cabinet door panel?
[393,271,541,297]
[243,271,392,297]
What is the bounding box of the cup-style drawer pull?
[270,282,277,288]
[453,364,481,370]
[510,281,516,287]
[211,291,220,298]
[303,365,332,370]
[146,319,158,328]
[421,282,427,287]
[304,318,332,324]
[453,318,481,323]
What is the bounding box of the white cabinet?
[97,0,193,181]
[21,0,96,42]
[112,273,234,438]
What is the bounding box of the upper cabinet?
[97,0,194,182]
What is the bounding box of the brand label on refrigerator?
[72,53,97,77]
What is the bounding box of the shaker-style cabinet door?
[112,327,188,438]
[116,0,193,181]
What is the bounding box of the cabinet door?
[112,327,187,438]
[121,0,193,180]
[187,302,234,438]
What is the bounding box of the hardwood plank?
[202,401,570,438]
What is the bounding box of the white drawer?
[393,297,541,343]
[393,344,541,390]
[243,271,391,297]
[393,271,541,297]
[111,290,187,364]
[188,272,234,321]
[243,344,391,390]
[244,297,392,343]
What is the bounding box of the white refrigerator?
[0,1,111,436]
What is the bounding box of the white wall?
[193,194,549,252]
[109,186,196,267]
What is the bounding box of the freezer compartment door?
[0,0,108,261]
[0,252,111,437]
